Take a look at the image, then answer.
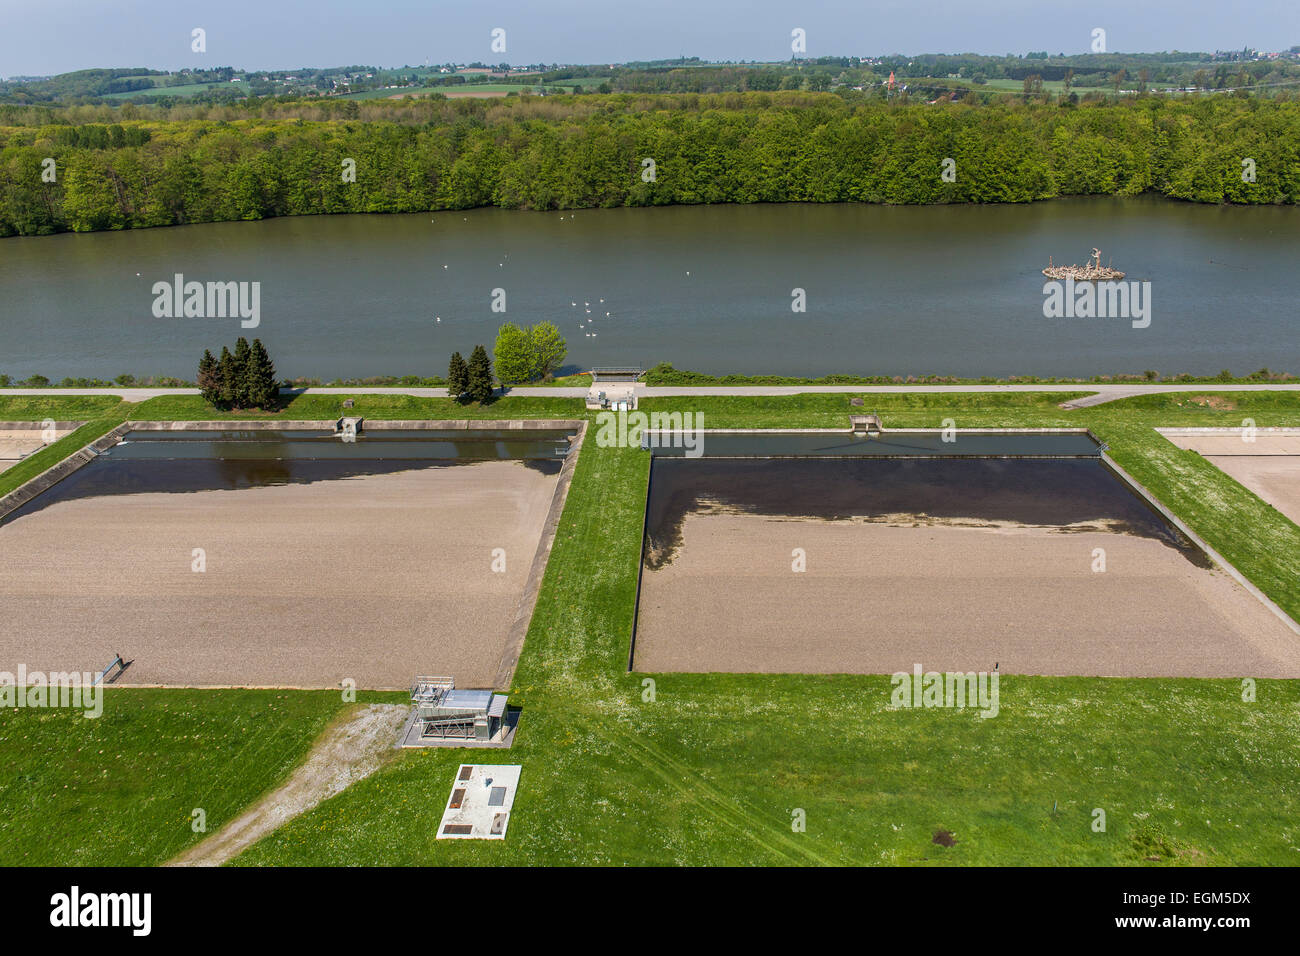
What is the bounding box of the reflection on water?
[110,429,576,461]
[1,429,569,525]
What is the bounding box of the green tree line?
[4,95,1300,236]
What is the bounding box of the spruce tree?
[197,349,220,406]
[466,344,494,403]
[216,346,236,409]
[447,351,469,399]
[231,337,252,409]
[246,339,279,409]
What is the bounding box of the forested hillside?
[2,93,1298,236]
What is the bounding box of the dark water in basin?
[0,429,568,525]
[646,430,1101,458]
[110,428,577,461]
[644,457,1207,570]
[2,197,1298,380]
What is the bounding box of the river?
[1,197,1296,380]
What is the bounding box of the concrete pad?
[1165,434,1300,527]
[0,430,75,474]
[1171,435,1300,457]
[437,764,520,839]
[0,461,560,689]
[634,514,1300,678]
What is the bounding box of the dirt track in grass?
[168,703,409,867]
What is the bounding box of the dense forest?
[2,93,1299,236]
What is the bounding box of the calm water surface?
[2,198,1297,379]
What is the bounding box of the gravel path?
[167,703,409,867]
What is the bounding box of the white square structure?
[437,764,521,840]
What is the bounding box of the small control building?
[409,676,509,743]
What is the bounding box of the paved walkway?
[4,383,1299,407]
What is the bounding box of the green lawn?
[0,690,398,865]
[130,393,584,421]
[5,389,1300,866]
[0,395,124,420]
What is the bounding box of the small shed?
[410,676,509,743]
[586,384,637,411]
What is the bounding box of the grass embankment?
[130,393,584,421]
[645,362,1298,387]
[229,390,1300,866]
[0,395,129,499]
[0,690,401,866]
[6,390,1300,865]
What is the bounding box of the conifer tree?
[216,346,236,409]
[231,337,252,408]
[245,338,279,409]
[197,349,220,406]
[466,344,494,403]
[447,351,469,399]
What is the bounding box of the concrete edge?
[492,421,589,690]
[1100,451,1300,638]
[626,458,654,673]
[0,423,131,523]
[1155,426,1300,436]
[0,421,86,430]
[639,427,1095,435]
[123,419,586,431]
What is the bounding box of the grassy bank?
[130,393,584,421]
[0,395,130,499]
[645,362,1299,387]
[0,689,398,866]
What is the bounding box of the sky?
[2,0,1298,77]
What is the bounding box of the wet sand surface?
[635,515,1300,677]
[0,460,559,688]
[1166,434,1300,528]
[635,458,1300,677]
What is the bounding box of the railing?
[410,675,454,700]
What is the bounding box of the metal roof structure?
[409,677,510,744]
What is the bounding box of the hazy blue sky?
[3,0,1298,77]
